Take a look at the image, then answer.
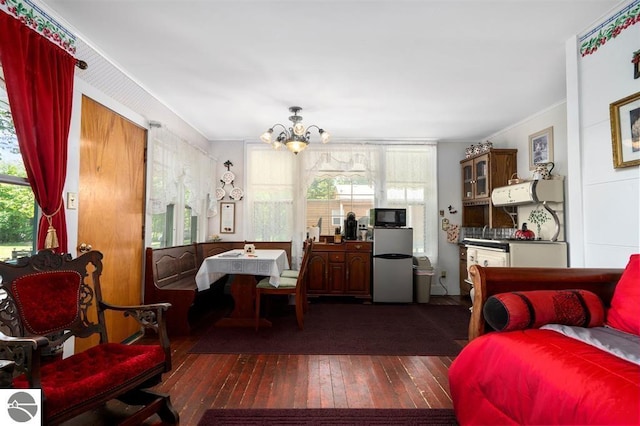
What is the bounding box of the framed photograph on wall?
[529,126,554,170]
[220,202,235,234]
[610,91,640,169]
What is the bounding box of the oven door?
[466,245,510,280]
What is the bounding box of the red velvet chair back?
[12,271,83,336]
[0,250,108,351]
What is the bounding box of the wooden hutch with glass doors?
[460,148,517,228]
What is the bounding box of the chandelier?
[260,106,331,154]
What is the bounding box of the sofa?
[449,254,639,425]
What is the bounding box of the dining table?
[195,248,290,328]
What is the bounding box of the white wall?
[568,2,640,267]
[484,102,568,183]
[208,140,246,240]
[482,103,569,243]
[435,141,468,295]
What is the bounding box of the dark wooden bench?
[145,241,292,336]
[144,244,200,336]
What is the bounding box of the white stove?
[464,238,567,283]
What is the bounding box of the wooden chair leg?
[295,298,304,330]
[255,289,261,331]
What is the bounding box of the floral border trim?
[579,0,639,57]
[0,0,76,55]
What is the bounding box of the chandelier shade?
[260,106,331,154]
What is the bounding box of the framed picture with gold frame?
[220,202,235,234]
[610,91,640,169]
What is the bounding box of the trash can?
[413,256,434,303]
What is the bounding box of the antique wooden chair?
[0,250,178,425]
[255,240,313,331]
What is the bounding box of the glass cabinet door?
[462,162,473,200]
[473,155,488,198]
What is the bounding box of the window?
[0,73,37,261]
[382,146,438,254]
[308,176,374,235]
[183,205,197,244]
[150,204,173,248]
[245,147,295,242]
[245,142,438,266]
[148,126,213,248]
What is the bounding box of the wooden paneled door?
[76,95,146,352]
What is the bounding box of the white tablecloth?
[195,249,290,291]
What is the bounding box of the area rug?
[198,408,458,425]
[189,303,469,356]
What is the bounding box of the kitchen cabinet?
[307,241,372,299]
[458,244,471,297]
[346,250,371,295]
[460,148,517,228]
[462,154,490,201]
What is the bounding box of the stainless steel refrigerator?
[372,227,413,303]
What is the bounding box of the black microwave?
[370,208,407,227]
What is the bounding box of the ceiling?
[40,0,621,143]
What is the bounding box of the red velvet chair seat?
[13,343,165,419]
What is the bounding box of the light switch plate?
[67,192,78,209]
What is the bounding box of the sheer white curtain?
[149,126,216,244]
[383,145,438,263]
[149,127,179,216]
[245,145,296,240]
[301,144,379,186]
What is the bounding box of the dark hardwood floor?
[64,295,471,426]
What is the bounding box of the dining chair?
[281,238,312,279]
[255,240,313,331]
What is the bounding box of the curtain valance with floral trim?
[1,0,77,56]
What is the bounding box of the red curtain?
[0,12,75,253]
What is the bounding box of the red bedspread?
[449,329,640,425]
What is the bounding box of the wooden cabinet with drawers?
[307,241,372,299]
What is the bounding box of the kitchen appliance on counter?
[370,208,407,228]
[464,238,568,287]
[344,212,358,240]
[372,227,413,303]
[465,239,568,267]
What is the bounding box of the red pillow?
[483,289,604,332]
[606,254,640,336]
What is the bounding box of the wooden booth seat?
[145,241,292,336]
[145,244,201,337]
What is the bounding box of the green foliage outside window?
[0,99,35,246]
[0,177,34,242]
